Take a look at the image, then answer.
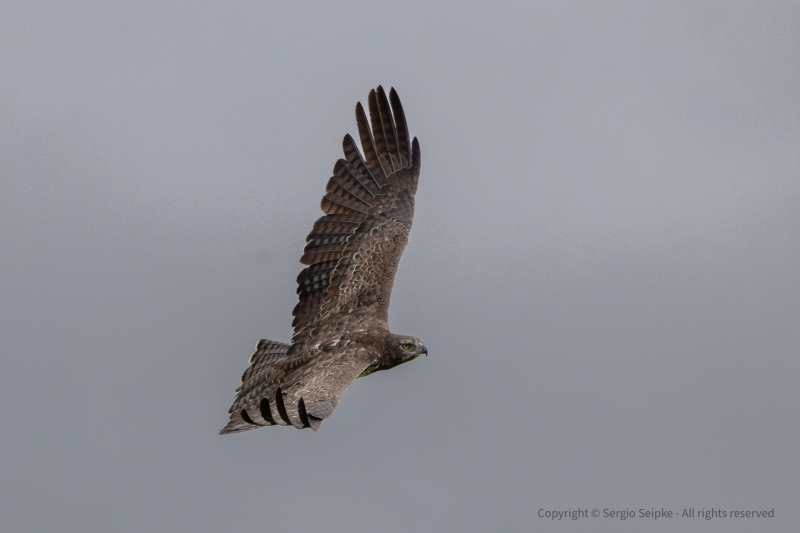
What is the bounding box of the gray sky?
[2,1,798,531]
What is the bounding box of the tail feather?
[220,339,291,435]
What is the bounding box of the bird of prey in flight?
[220,86,426,433]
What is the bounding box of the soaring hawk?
[220,87,426,433]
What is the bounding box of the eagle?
[220,87,426,433]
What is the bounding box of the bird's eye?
[402,343,411,350]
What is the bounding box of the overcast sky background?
[2,1,799,532]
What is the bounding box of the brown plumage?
[220,87,426,434]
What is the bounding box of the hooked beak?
[421,344,428,357]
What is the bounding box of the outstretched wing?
[292,86,421,351]
[220,341,374,433]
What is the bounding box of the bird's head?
[386,334,428,365]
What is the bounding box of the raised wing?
[292,86,421,351]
